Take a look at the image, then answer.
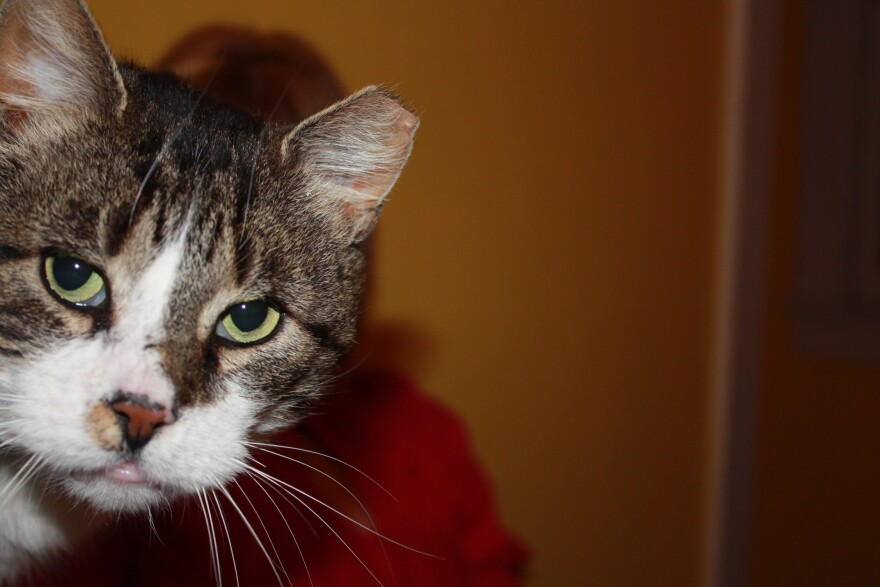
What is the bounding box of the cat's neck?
[0,460,102,584]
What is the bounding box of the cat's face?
[0,0,416,511]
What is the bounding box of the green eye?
[44,254,107,307]
[216,300,281,345]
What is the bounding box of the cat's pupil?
[53,256,93,291]
[230,301,268,332]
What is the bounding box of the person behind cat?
[11,25,528,587]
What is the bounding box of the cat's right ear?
[0,0,126,137]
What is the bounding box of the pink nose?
[109,396,171,451]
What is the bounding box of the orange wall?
[750,3,880,584]
[87,1,726,584]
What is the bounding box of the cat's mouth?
[111,461,148,484]
[71,460,156,486]
[62,460,172,511]
[65,460,168,508]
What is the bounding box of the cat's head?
[0,0,417,511]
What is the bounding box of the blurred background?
[84,0,880,585]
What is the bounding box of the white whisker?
[210,489,240,587]
[218,484,286,587]
[243,471,315,587]
[245,447,397,575]
[146,507,165,546]
[246,448,382,521]
[245,441,397,501]
[247,466,387,587]
[197,489,223,587]
[237,72,299,240]
[246,459,319,538]
[238,124,267,243]
[246,465,435,558]
[0,454,42,508]
[128,66,220,226]
[314,357,369,388]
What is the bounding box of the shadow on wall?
[355,318,438,376]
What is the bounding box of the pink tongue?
[106,461,147,484]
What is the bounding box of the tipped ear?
[0,0,126,134]
[283,86,418,243]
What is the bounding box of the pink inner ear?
[0,0,126,130]
[285,86,419,242]
[337,102,418,202]
[0,7,37,125]
[342,199,381,242]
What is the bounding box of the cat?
[0,0,417,581]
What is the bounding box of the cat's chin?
[63,463,171,512]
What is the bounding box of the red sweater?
[13,372,528,586]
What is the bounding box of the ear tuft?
[284,86,418,243]
[0,0,126,135]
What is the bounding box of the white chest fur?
[0,461,100,583]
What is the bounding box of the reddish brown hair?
[156,25,343,125]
